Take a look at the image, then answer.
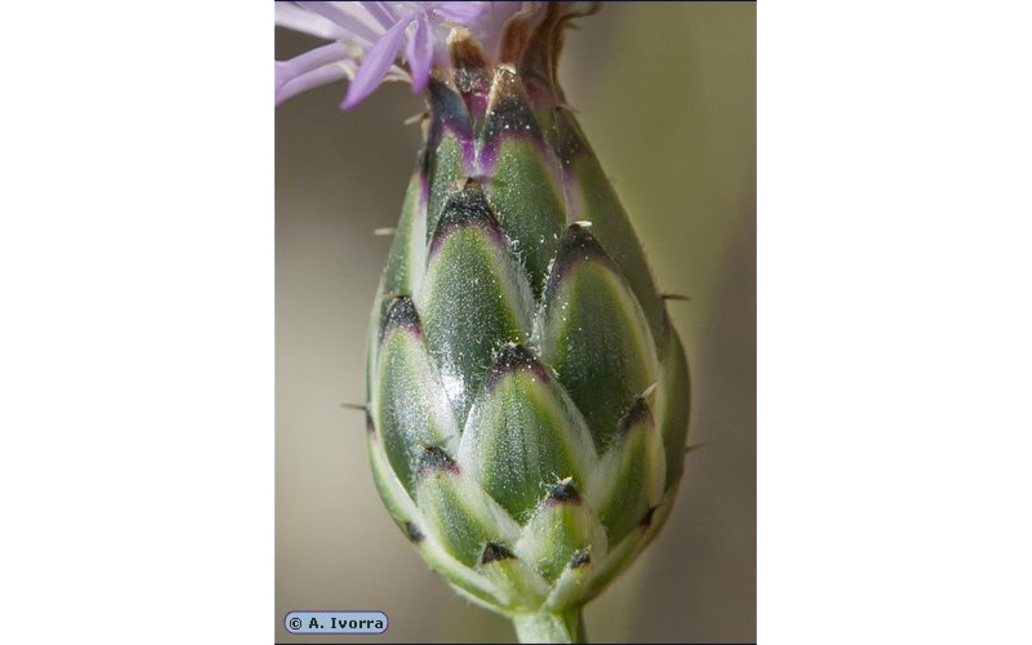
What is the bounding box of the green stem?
[512,610,586,643]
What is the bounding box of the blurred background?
[276,3,755,642]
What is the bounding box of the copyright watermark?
[284,611,388,634]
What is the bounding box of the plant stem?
[512,610,586,643]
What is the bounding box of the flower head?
[277,4,693,641]
[275,2,524,109]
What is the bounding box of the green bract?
[364,8,690,643]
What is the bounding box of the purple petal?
[359,2,398,31]
[274,2,347,41]
[405,14,432,93]
[433,2,488,25]
[277,62,353,105]
[276,42,352,92]
[296,2,382,46]
[341,17,411,110]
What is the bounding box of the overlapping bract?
[365,12,690,619]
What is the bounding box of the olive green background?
[276,3,755,642]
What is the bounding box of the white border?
[2,3,273,643]
[760,1,1032,643]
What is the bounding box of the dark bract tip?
[487,343,550,387]
[481,542,516,565]
[570,550,592,569]
[405,521,424,544]
[483,66,542,148]
[427,77,472,133]
[379,295,421,343]
[618,397,654,435]
[545,223,615,289]
[428,180,502,256]
[449,32,491,119]
[546,479,581,505]
[494,342,536,369]
[417,445,459,476]
[449,32,489,75]
[639,505,659,529]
